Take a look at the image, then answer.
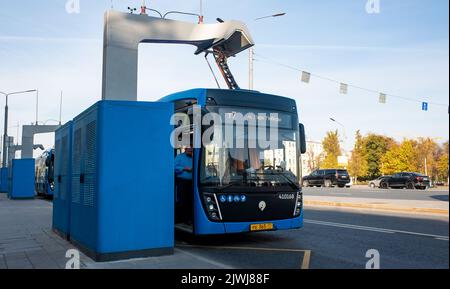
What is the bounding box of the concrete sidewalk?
[0,194,222,269]
[304,195,449,216]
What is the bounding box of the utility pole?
[0,89,37,167]
[3,95,8,167]
[249,48,254,90]
[59,91,63,125]
[36,89,39,125]
[199,0,204,23]
[140,0,147,15]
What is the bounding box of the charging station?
[8,159,35,199]
[67,100,174,262]
[0,167,8,193]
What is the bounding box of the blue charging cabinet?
[53,121,73,240]
[8,159,35,199]
[69,101,174,262]
[0,167,8,193]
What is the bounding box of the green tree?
[363,134,395,179]
[320,130,341,169]
[381,140,419,175]
[348,130,368,182]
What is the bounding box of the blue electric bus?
[35,148,55,198]
[160,88,307,235]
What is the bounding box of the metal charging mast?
[101,9,254,101]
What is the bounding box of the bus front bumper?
[195,211,304,235]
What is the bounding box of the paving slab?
[0,194,220,269]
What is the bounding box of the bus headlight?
[203,193,223,221]
[294,191,303,217]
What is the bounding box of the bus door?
[173,99,197,232]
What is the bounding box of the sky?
[0,0,448,157]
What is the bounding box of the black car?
[302,169,351,188]
[379,172,431,190]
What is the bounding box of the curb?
[304,200,449,216]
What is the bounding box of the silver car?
[368,176,390,189]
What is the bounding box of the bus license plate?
[250,223,274,232]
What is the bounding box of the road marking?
[301,250,311,269]
[305,219,449,241]
[435,238,450,241]
[305,219,395,234]
[177,244,311,269]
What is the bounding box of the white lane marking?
[305,219,449,241]
[435,238,450,241]
[305,219,394,234]
[175,248,235,269]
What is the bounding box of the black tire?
[380,181,389,189]
[406,182,415,190]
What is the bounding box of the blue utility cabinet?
[53,121,73,240]
[0,167,8,193]
[70,100,174,262]
[8,159,35,199]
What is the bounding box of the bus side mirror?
[299,123,307,154]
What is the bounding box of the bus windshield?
[200,107,299,189]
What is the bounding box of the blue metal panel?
[97,101,174,254]
[70,105,98,252]
[69,100,174,260]
[53,121,73,239]
[0,168,8,193]
[8,159,35,199]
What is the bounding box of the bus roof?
[159,89,297,113]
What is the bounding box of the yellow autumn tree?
[320,130,342,169]
[349,130,368,182]
[437,141,449,183]
[381,139,419,175]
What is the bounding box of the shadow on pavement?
[175,229,292,246]
[431,195,449,202]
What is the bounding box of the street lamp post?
[36,89,39,125]
[0,89,37,167]
[249,13,287,90]
[330,117,348,150]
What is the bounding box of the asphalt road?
[176,208,449,269]
[1,193,448,269]
[303,186,449,202]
